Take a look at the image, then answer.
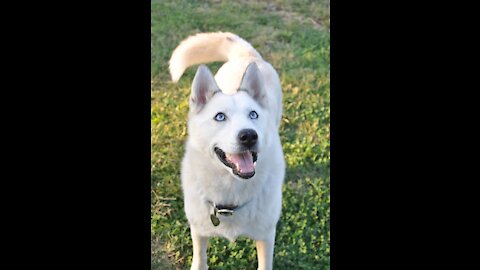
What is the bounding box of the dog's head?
[187,63,269,180]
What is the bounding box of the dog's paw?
[190,267,208,270]
[190,263,208,270]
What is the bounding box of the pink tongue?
[226,152,254,173]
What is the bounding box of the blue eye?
[214,112,226,121]
[249,111,258,119]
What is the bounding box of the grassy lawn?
[151,0,330,269]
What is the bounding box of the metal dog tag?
[210,206,220,226]
[210,213,220,226]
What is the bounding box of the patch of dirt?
[264,1,328,31]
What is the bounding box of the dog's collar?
[207,199,251,226]
[207,200,248,215]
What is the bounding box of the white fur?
[169,32,285,270]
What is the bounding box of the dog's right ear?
[190,65,219,112]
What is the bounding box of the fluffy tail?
[169,32,262,82]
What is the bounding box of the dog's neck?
[185,142,266,205]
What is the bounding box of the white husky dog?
[169,32,285,270]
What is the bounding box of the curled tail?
[169,32,262,82]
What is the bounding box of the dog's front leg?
[256,230,276,270]
[190,229,209,270]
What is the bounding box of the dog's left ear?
[239,63,267,107]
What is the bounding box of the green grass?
[151,0,330,269]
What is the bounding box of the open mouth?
[214,147,258,179]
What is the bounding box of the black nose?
[238,129,258,148]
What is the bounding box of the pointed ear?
[239,63,267,107]
[190,65,220,112]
